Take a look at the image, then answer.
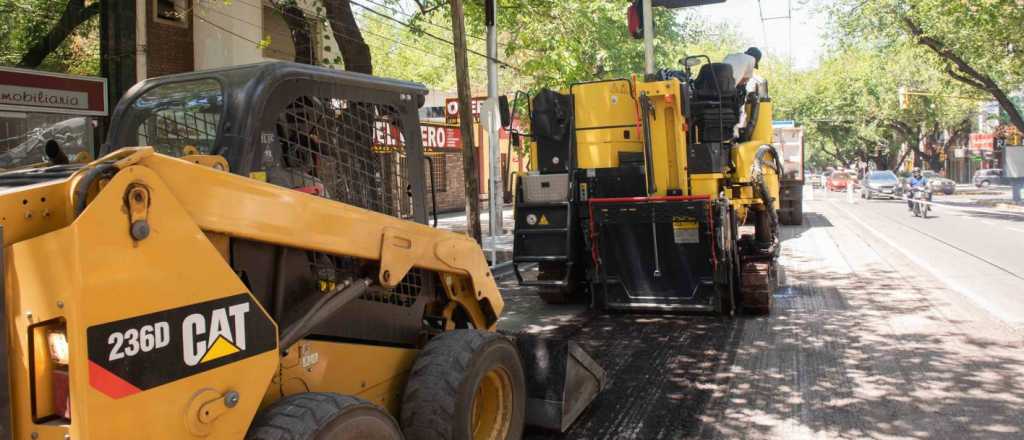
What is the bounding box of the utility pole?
[485,0,501,264]
[642,0,654,76]
[451,0,482,243]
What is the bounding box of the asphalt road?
[818,186,1024,328]
[499,187,1024,440]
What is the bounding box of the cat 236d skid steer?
[0,62,604,439]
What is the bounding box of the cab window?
[129,79,223,157]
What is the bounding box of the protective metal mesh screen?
[264,95,423,303]
[137,111,220,156]
[263,96,413,219]
[307,253,425,308]
[131,78,223,156]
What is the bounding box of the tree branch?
[17,0,100,68]
[901,15,1024,133]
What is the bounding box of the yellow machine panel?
[570,80,642,169]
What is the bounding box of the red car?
[827,172,851,191]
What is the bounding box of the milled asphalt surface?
[500,188,1024,440]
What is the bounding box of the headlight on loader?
[30,318,71,422]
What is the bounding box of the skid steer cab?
[0,62,604,440]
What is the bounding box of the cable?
[358,0,503,48]
[224,0,517,70]
[194,5,456,66]
[350,0,517,70]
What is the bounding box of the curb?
[995,203,1024,213]
[491,260,515,278]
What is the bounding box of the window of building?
[428,154,448,192]
[154,0,189,27]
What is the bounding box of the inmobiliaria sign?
[0,66,108,116]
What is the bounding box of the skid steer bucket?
[515,334,607,432]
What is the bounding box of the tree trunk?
[323,0,372,74]
[278,4,315,65]
[902,16,1024,134]
[18,0,101,68]
[450,0,482,243]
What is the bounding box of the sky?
[691,0,829,70]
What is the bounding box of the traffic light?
[898,87,910,110]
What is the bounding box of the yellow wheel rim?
[471,366,514,440]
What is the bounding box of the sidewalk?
[435,204,515,266]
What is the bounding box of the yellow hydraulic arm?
[1,147,501,439]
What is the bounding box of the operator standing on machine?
[723,47,764,139]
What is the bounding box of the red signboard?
[0,66,108,116]
[373,121,463,153]
[445,97,487,124]
[970,133,995,151]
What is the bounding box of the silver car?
[923,171,955,195]
[861,170,899,199]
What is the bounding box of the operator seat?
[690,63,741,143]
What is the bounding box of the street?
[502,187,1024,440]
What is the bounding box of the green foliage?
[777,0,1012,170]
[359,0,742,93]
[0,0,100,75]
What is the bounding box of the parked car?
[808,174,823,188]
[922,171,956,195]
[861,170,899,199]
[827,172,851,192]
[973,168,1007,187]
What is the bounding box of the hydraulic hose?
[751,144,784,249]
[73,163,117,218]
[739,94,761,143]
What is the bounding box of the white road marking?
[828,199,1019,326]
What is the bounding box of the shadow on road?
[506,209,1024,439]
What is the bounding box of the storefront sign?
[444,97,486,124]
[969,133,994,151]
[0,66,107,116]
[373,121,463,153]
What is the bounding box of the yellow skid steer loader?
[0,62,604,440]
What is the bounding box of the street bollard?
[847,182,855,203]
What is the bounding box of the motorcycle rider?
[907,167,929,210]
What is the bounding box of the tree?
[774,42,976,171]
[323,0,373,74]
[829,0,1024,134]
[1,0,100,74]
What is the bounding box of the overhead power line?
[194,1,457,66]
[218,0,516,70]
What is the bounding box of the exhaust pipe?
[514,334,607,432]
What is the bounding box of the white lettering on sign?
[107,322,171,361]
[0,85,88,110]
[444,97,486,119]
[422,124,447,149]
[182,303,250,367]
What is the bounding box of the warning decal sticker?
[86,294,276,399]
[672,217,700,244]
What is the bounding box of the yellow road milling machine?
[0,62,604,439]
[512,0,785,313]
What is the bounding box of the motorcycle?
[908,187,931,218]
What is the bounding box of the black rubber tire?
[401,330,526,440]
[246,393,402,440]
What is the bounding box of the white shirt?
[722,53,756,88]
